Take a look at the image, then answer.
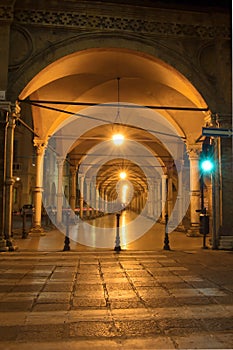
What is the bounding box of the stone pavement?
[12,217,205,252]
[0,249,233,349]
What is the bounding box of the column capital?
[10,101,21,117]
[56,156,65,167]
[187,144,201,159]
[85,177,92,185]
[33,138,47,148]
[33,138,47,155]
[5,177,15,186]
[0,101,20,122]
[203,110,212,126]
[70,165,78,175]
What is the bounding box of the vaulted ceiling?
[20,47,208,196]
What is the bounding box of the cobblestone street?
[0,249,232,349]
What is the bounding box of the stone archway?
[18,47,208,140]
[15,44,210,242]
[11,33,213,109]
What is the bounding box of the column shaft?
[161,174,168,222]
[79,175,84,219]
[56,158,64,225]
[188,147,201,235]
[70,166,77,212]
[32,139,46,233]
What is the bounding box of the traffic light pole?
[199,174,208,249]
[201,125,232,250]
[200,174,204,213]
[211,137,219,249]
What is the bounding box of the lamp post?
[114,212,121,252]
[199,174,209,249]
[63,209,71,251]
[163,213,171,250]
[163,173,170,250]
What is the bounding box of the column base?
[187,224,202,237]
[218,236,233,250]
[30,226,46,236]
[175,223,186,232]
[114,246,121,252]
[0,238,8,252]
[5,238,18,251]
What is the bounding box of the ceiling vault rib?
[22,100,185,140]
[18,99,209,112]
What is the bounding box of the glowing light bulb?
[119,171,127,179]
[112,134,124,146]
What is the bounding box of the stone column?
[177,161,185,230]
[156,180,162,219]
[161,174,168,222]
[187,147,201,236]
[89,180,94,217]
[167,177,173,218]
[79,174,84,219]
[104,191,108,213]
[70,165,77,213]
[56,157,64,225]
[95,187,99,215]
[143,191,147,211]
[141,192,145,213]
[151,181,156,219]
[32,139,47,234]
[147,180,153,218]
[85,178,91,218]
[3,103,20,250]
[100,188,104,213]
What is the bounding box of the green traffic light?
[200,138,214,174]
[200,159,214,173]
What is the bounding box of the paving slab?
[0,250,232,349]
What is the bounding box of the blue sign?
[202,127,233,137]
